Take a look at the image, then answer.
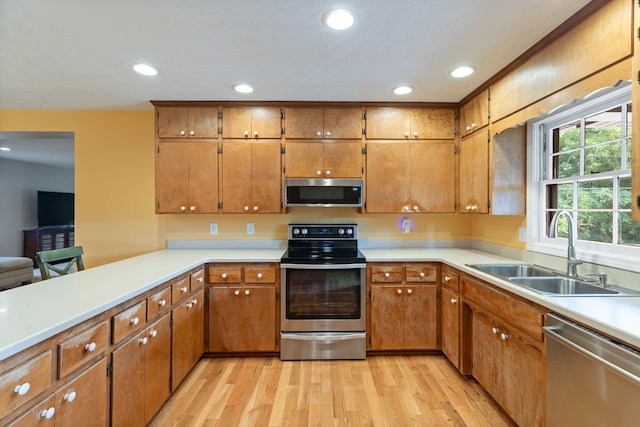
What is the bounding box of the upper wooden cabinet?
[365,107,455,140]
[460,89,490,137]
[366,141,455,213]
[284,107,363,139]
[155,142,219,214]
[156,107,218,139]
[221,141,282,213]
[221,107,282,139]
[284,140,363,178]
[459,130,489,214]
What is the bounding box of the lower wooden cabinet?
[209,286,276,352]
[171,289,204,390]
[471,309,544,427]
[207,263,278,353]
[8,358,107,427]
[111,315,171,427]
[462,274,546,426]
[368,263,438,350]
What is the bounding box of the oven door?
[281,263,366,332]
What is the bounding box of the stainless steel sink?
[467,263,640,296]
[508,277,619,295]
[468,263,557,278]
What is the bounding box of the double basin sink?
[467,263,638,296]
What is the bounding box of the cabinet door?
[285,108,324,139]
[188,143,219,213]
[365,142,411,212]
[156,107,189,138]
[403,285,437,349]
[250,142,282,213]
[460,89,489,137]
[56,358,107,427]
[459,130,489,213]
[410,108,455,139]
[471,310,503,401]
[188,108,219,138]
[501,330,544,427]
[156,142,189,213]
[370,285,405,350]
[365,108,410,139]
[283,141,324,177]
[323,141,362,178]
[209,286,276,352]
[171,290,204,390]
[221,142,251,212]
[323,108,363,139]
[441,287,460,368]
[144,315,171,425]
[410,142,456,212]
[111,332,145,427]
[8,395,55,427]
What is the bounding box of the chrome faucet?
[550,210,582,277]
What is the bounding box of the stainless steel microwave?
[283,178,364,207]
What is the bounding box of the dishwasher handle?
[543,325,640,385]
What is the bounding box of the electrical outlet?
[402,218,411,234]
[247,222,255,235]
[209,223,218,235]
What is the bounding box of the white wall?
[0,158,74,256]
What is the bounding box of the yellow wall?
[0,109,473,265]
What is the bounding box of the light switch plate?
[209,223,218,235]
[519,227,526,242]
[247,222,255,235]
[402,218,411,234]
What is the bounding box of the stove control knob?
[292,228,300,236]
[338,229,345,235]
[301,228,308,235]
[346,228,353,235]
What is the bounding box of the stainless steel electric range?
[280,224,366,360]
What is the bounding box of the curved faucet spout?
[550,210,582,277]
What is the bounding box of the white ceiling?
[0,0,593,111]
[0,0,593,168]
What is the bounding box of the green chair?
[36,246,85,280]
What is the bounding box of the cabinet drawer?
[148,286,171,319]
[461,276,545,341]
[208,267,242,284]
[172,276,191,303]
[370,266,403,283]
[0,351,52,416]
[441,266,460,292]
[58,321,108,379]
[112,301,146,344]
[244,265,277,284]
[405,264,437,282]
[190,269,205,290]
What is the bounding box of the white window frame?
[526,83,638,272]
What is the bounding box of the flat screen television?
[37,191,74,228]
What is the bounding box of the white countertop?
[1,246,639,361]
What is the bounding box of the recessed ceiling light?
[393,85,413,95]
[324,9,354,30]
[133,63,158,76]
[234,84,254,94]
[451,65,475,78]
[0,147,10,151]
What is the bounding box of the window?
[527,83,639,271]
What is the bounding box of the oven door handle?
[281,263,366,270]
[281,332,366,341]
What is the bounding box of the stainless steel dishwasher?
[543,313,640,426]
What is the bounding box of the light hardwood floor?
[148,355,514,427]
